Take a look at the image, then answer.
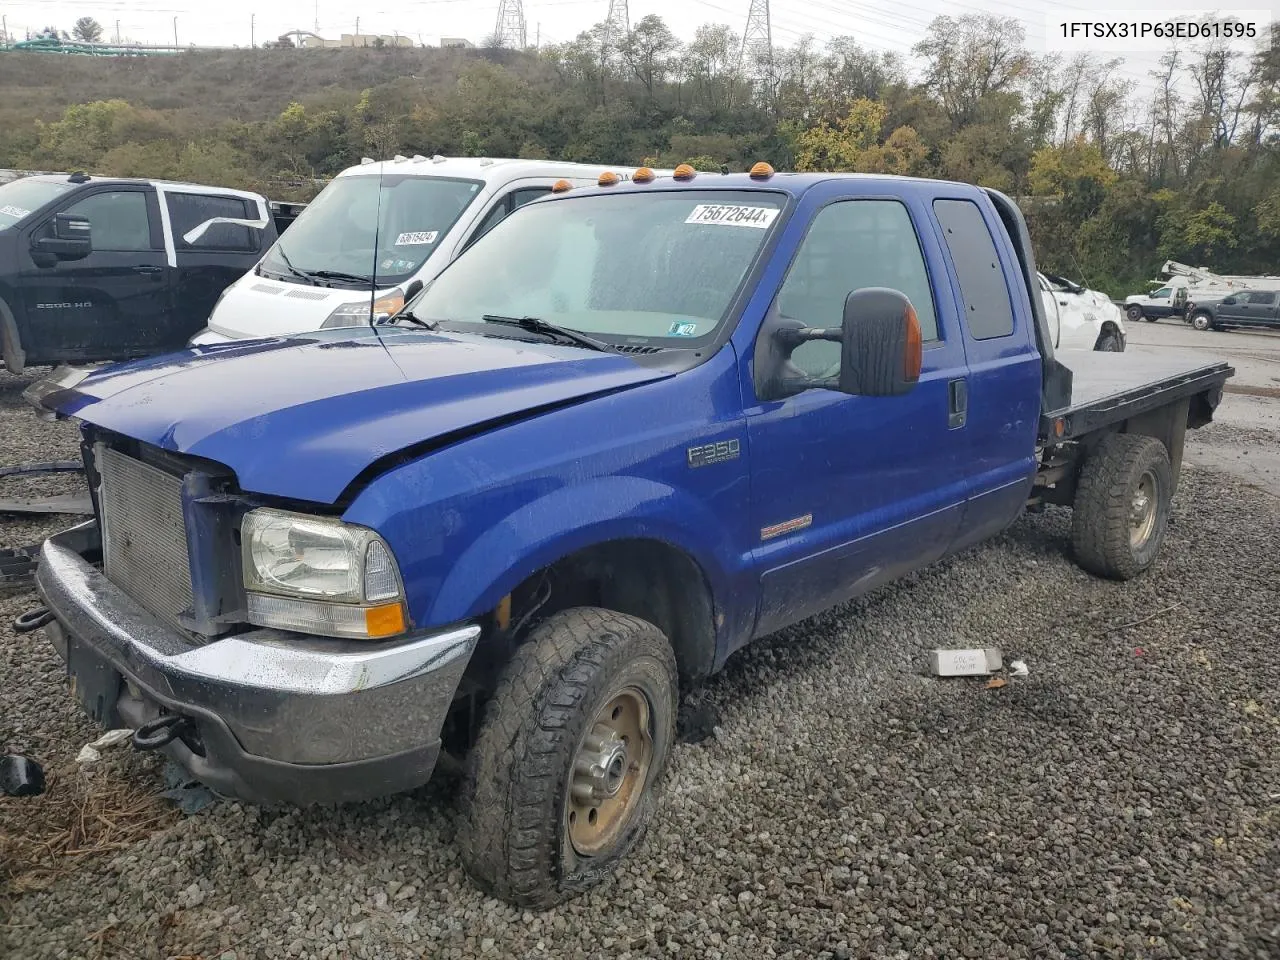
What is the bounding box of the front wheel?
[458,607,678,908]
[1190,311,1213,331]
[1071,434,1173,580]
[1125,305,1144,322]
[1096,331,1123,352]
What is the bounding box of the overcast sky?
[1,1,1270,100]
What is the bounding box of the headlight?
[241,508,407,639]
[320,289,404,328]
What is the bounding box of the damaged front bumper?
[35,527,479,806]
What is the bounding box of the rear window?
[933,198,1015,340]
[1247,291,1276,305]
[167,192,258,251]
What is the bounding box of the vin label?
[684,204,779,229]
[687,438,741,468]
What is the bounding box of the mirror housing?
[404,278,424,301]
[32,213,92,261]
[1221,297,1236,305]
[838,287,923,397]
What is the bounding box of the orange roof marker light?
[598,171,621,186]
[673,163,697,181]
[552,179,573,193]
[749,161,775,179]
[633,167,655,183]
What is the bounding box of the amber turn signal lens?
[903,306,923,382]
[364,602,407,638]
[673,163,696,181]
[598,171,620,186]
[552,179,573,193]
[749,161,775,179]
[633,167,655,183]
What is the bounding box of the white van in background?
[189,157,648,344]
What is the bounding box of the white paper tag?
[395,230,438,245]
[0,204,31,218]
[684,204,778,229]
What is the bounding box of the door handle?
[133,265,165,282]
[948,378,967,429]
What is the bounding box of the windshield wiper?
[389,308,435,329]
[264,244,318,285]
[309,269,375,286]
[481,315,611,353]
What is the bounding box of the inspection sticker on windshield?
[685,204,778,229]
[395,231,438,245]
[0,204,30,218]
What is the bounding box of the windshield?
[0,178,76,229]
[259,174,483,287]
[407,190,785,344]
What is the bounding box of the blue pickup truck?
[22,166,1232,907]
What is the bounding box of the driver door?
[744,189,970,637]
[17,186,171,363]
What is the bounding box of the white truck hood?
[198,274,396,343]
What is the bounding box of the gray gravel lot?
[1,366,1278,960]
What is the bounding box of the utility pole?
[2,16,8,45]
[739,0,775,103]
[355,17,360,43]
[115,19,120,43]
[250,13,255,48]
[536,22,540,49]
[493,0,527,48]
[173,16,178,48]
[315,0,319,33]
[601,0,628,64]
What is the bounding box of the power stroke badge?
[687,438,740,468]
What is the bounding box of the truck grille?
[97,446,194,629]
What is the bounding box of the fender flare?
[421,475,736,629]
[0,295,25,375]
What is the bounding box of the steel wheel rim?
[566,687,652,857]
[1130,470,1159,549]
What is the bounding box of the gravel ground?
[1,367,1278,960]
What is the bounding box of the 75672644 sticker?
[684,204,779,229]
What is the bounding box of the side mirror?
[838,288,922,398]
[404,278,424,300]
[1222,297,1236,305]
[32,213,92,261]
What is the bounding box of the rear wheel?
[1096,330,1123,352]
[1071,434,1173,580]
[458,607,678,908]
[1125,305,1145,322]
[1191,311,1213,331]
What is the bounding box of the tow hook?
[13,606,54,633]
[132,713,205,757]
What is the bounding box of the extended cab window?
[775,199,939,378]
[62,191,153,252]
[933,198,1014,340]
[411,190,782,344]
[465,187,553,251]
[1247,291,1276,305]
[168,192,257,251]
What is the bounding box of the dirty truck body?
[31,172,1231,906]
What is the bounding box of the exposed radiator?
[96,445,194,630]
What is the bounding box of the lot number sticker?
[395,231,438,245]
[684,204,778,229]
[0,204,30,218]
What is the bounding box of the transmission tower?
[493,0,527,49]
[600,0,629,64]
[739,0,774,98]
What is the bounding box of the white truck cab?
[1038,272,1127,352]
[190,157,648,344]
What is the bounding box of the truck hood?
[46,327,671,504]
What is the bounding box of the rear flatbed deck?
[1040,350,1233,442]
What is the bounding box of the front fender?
[424,475,739,627]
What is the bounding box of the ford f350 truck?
[21,165,1232,907]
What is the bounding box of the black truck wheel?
[1125,305,1145,322]
[1190,311,1213,331]
[1071,434,1173,580]
[458,607,678,908]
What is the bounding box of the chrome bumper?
[36,527,478,805]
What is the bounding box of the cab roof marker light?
[360,157,375,165]
[673,163,696,181]
[552,179,573,194]
[750,161,775,179]
[633,167,655,183]
[412,154,427,162]
[598,171,621,186]
[393,154,407,162]
[479,157,494,167]
[431,155,447,163]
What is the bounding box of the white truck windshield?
[411,190,785,344]
[0,178,76,229]
[259,174,483,288]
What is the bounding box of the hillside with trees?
[1,15,1277,295]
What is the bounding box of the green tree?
[72,17,103,43]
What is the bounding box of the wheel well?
[0,290,25,375]
[493,539,717,687]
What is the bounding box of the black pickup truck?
[0,174,278,374]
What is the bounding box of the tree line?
[3,13,1278,295]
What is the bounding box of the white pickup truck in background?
[1039,272,1126,352]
